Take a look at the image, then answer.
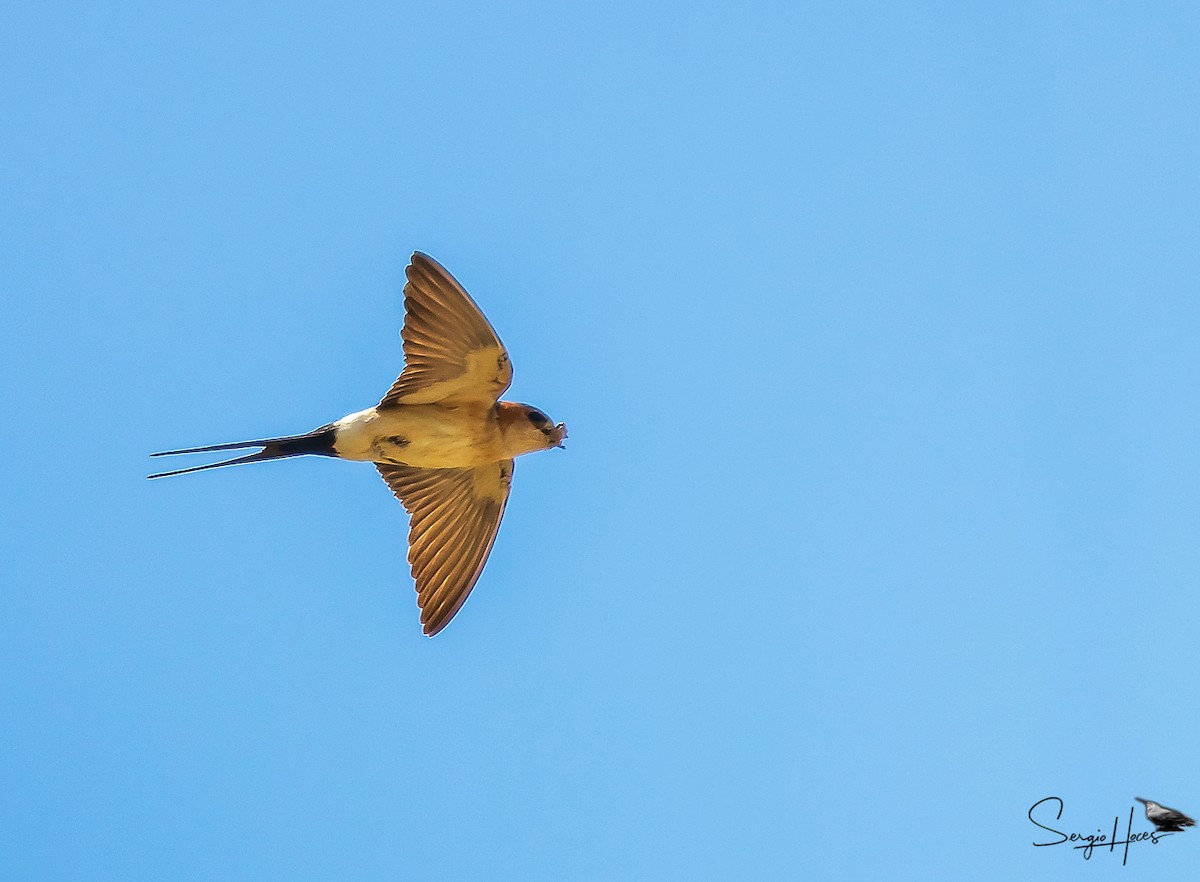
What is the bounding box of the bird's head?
[498,402,567,456]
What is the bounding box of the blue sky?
[3,1,1199,878]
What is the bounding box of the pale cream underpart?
[332,404,509,469]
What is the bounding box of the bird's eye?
[527,410,550,427]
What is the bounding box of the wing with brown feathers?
[380,252,513,407]
[376,460,514,636]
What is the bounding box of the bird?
[149,252,566,636]
[1135,797,1196,833]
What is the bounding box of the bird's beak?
[1135,798,1148,804]
[551,422,567,449]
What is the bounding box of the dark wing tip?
[407,251,443,278]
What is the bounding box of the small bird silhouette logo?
[1135,797,1196,833]
[150,252,566,636]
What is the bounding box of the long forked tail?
[148,425,337,479]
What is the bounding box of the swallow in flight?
[150,252,567,636]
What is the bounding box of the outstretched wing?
[380,252,513,407]
[377,460,514,636]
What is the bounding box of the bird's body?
[150,252,566,636]
[1135,798,1196,833]
[331,400,551,468]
